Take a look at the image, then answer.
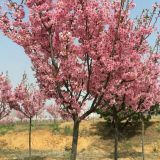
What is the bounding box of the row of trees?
[0,73,63,159]
[0,73,160,160]
[0,0,160,160]
[0,74,160,159]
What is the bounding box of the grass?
[123,141,133,152]
[1,117,160,160]
[50,122,61,134]
[0,123,15,135]
[0,120,73,136]
[0,120,63,134]
[63,125,72,136]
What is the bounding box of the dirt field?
[0,117,160,160]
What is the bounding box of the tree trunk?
[29,117,32,160]
[113,107,118,160]
[141,115,145,160]
[114,123,118,160]
[70,119,80,160]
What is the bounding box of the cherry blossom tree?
[15,110,26,122]
[14,78,45,159]
[96,3,160,159]
[46,105,61,121]
[0,74,14,120]
[0,116,14,125]
[0,0,160,159]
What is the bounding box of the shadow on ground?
[90,120,154,140]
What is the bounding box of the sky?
[0,0,159,87]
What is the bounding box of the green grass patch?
[0,123,15,135]
[50,122,61,134]
[63,125,72,136]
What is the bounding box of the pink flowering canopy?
[15,110,26,121]
[0,74,14,120]
[46,104,61,120]
[0,0,160,120]
[14,78,45,118]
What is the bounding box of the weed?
[63,151,71,160]
[51,122,61,134]
[63,125,72,136]
[125,141,132,151]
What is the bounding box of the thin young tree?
[46,105,61,122]
[14,78,45,159]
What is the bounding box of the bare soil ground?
[0,117,160,160]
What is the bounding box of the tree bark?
[29,117,32,160]
[70,119,80,160]
[113,107,118,160]
[141,115,145,160]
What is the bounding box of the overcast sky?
[0,0,159,87]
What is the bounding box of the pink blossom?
[0,0,159,120]
[14,78,45,119]
[0,74,14,120]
